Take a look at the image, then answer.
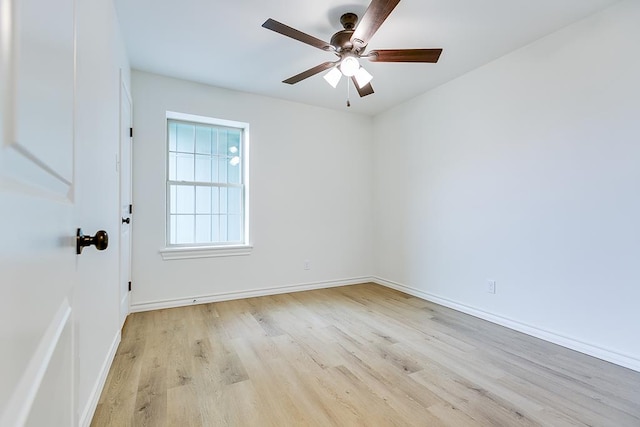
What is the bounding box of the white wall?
[130,72,373,308]
[74,0,130,423]
[373,0,640,370]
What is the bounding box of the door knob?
[76,228,108,254]
[122,217,130,224]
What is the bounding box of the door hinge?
[128,281,132,292]
[129,127,133,138]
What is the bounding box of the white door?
[1,0,76,425]
[119,78,133,326]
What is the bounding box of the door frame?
[118,71,133,327]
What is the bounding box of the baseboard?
[79,330,122,427]
[129,276,371,313]
[373,276,640,373]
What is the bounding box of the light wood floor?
[92,283,640,426]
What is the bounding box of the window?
[163,112,250,258]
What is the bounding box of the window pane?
[218,129,228,155]
[228,187,241,214]
[211,156,219,183]
[228,130,241,155]
[169,152,177,180]
[195,215,211,243]
[219,187,228,214]
[212,187,220,214]
[168,122,177,151]
[169,185,177,214]
[195,126,212,155]
[176,123,195,153]
[228,214,242,242]
[218,156,228,184]
[176,153,194,181]
[195,154,211,182]
[220,215,228,242]
[211,215,220,242]
[211,128,218,156]
[176,215,194,244]
[170,215,177,244]
[195,186,211,214]
[228,158,240,184]
[176,185,194,214]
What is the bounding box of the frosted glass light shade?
[340,56,360,77]
[354,67,373,88]
[323,67,342,88]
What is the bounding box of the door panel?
[13,0,75,188]
[0,0,76,424]
[24,302,74,427]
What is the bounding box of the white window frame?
[160,111,251,260]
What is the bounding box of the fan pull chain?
[346,79,351,107]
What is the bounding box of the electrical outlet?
[304,260,311,270]
[487,280,496,294]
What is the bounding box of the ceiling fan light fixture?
[354,66,373,88]
[323,67,342,88]
[340,56,360,77]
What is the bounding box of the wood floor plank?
[233,338,323,426]
[166,384,203,427]
[92,283,640,426]
[326,332,449,425]
[90,313,149,427]
[132,311,169,427]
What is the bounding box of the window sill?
[160,245,253,260]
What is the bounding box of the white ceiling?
[114,0,619,116]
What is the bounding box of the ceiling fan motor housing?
[330,30,354,52]
[330,13,366,53]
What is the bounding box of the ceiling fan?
[262,0,442,103]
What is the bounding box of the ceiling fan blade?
[351,0,401,47]
[351,77,375,97]
[262,18,333,51]
[367,49,443,63]
[283,62,336,85]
